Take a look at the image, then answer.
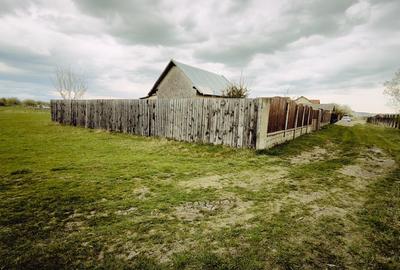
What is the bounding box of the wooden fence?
[367,114,400,129]
[260,97,330,149]
[51,97,332,149]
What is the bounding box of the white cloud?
[0,0,398,113]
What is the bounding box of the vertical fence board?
[51,97,333,149]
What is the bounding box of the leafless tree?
[52,66,88,100]
[222,73,250,98]
[384,69,400,111]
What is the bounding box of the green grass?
[0,106,399,269]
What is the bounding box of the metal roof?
[147,59,231,97]
[312,103,336,111]
[172,60,231,96]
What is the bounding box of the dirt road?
[335,119,366,127]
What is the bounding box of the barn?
[143,59,231,99]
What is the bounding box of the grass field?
[1,107,399,269]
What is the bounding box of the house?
[143,59,231,99]
[294,96,335,113]
[317,103,335,112]
[294,96,321,105]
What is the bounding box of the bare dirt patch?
[290,146,329,165]
[179,175,224,189]
[288,191,328,204]
[64,221,86,231]
[339,147,396,181]
[134,186,151,200]
[173,195,253,226]
[290,147,396,222]
[230,168,288,190]
[179,166,288,191]
[115,207,137,216]
[310,205,348,219]
[290,143,338,165]
[335,119,366,127]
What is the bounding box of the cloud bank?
[0,0,399,113]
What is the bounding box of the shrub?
[222,76,250,98]
[36,101,50,108]
[0,97,49,108]
[5,97,21,106]
[22,99,38,107]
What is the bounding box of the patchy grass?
[0,106,399,269]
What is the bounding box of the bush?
[0,97,49,108]
[4,97,21,106]
[22,99,37,107]
[222,76,250,98]
[36,101,50,108]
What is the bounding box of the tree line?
[0,97,49,108]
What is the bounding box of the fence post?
[283,101,290,137]
[293,105,299,139]
[300,106,306,134]
[256,98,271,150]
[305,107,310,133]
[317,109,322,130]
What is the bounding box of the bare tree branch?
[52,66,88,100]
[384,69,400,112]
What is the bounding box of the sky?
[0,0,399,113]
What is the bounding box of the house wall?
[153,66,197,99]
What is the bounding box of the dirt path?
[335,119,366,127]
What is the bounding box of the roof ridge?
[146,59,231,97]
[171,59,226,78]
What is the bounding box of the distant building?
[143,59,231,99]
[317,103,336,112]
[294,96,320,105]
[294,96,335,112]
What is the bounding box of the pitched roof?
[294,96,320,104]
[310,99,320,104]
[147,59,231,97]
[315,103,335,111]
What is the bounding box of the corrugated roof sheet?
[312,103,335,111]
[172,60,231,96]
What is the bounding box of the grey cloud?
[0,0,398,113]
[71,0,202,45]
[195,0,360,66]
[0,45,51,70]
[0,0,35,15]
[369,1,400,30]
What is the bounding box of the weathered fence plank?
[51,97,333,149]
[367,114,400,129]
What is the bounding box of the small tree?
[333,104,353,118]
[222,74,250,98]
[52,66,88,100]
[384,69,400,111]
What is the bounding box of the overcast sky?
[0,0,399,113]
